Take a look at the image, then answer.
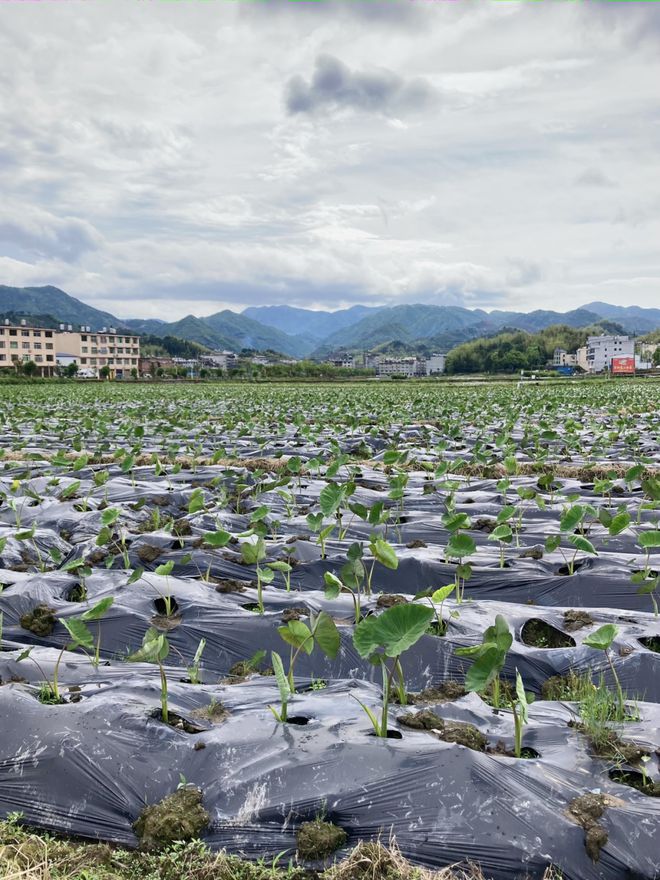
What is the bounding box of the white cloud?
[0,0,659,317]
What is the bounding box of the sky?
[0,0,659,321]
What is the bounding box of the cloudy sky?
[1,0,659,320]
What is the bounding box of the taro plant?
[456,616,532,757]
[512,670,533,759]
[456,613,512,709]
[583,624,626,719]
[414,584,456,636]
[31,598,114,703]
[352,603,434,736]
[324,571,361,625]
[488,523,514,569]
[240,536,270,613]
[544,504,598,575]
[269,610,340,723]
[444,530,476,604]
[128,627,171,724]
[187,638,206,685]
[633,530,660,616]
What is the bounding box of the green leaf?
[155,561,174,577]
[445,533,476,559]
[188,489,204,514]
[560,505,585,533]
[319,483,345,518]
[515,670,529,723]
[127,568,144,585]
[128,628,169,663]
[608,512,631,536]
[267,561,292,573]
[278,620,313,654]
[240,538,266,565]
[464,644,505,693]
[203,530,232,548]
[271,651,291,704]
[545,535,561,553]
[639,530,660,549]
[101,508,120,526]
[370,538,398,570]
[353,604,434,659]
[80,597,114,621]
[313,611,340,660]
[62,618,94,651]
[324,571,343,599]
[431,585,455,603]
[583,623,618,651]
[568,536,597,556]
[489,525,513,543]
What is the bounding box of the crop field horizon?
[1,379,659,880]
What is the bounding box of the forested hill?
[444,323,622,374]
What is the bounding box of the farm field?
[0,380,659,880]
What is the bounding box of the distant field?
[1,379,659,880]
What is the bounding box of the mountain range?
[1,285,660,358]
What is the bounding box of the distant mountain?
[124,318,167,335]
[487,308,604,333]
[243,304,380,342]
[2,284,660,359]
[581,302,660,335]
[144,311,313,357]
[0,285,128,330]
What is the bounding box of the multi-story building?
[375,356,424,378]
[585,335,634,373]
[552,348,578,368]
[0,319,57,375]
[425,353,446,375]
[57,326,140,378]
[200,350,239,370]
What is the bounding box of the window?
[82,347,88,353]
[46,355,53,362]
[22,342,30,350]
[81,335,88,342]
[35,355,43,363]
[45,331,53,338]
[22,330,30,337]
[46,343,53,350]
[9,329,17,336]
[34,343,42,350]
[10,341,18,349]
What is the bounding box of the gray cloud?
[285,55,438,118]
[574,168,617,188]
[0,208,101,262]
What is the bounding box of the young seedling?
[583,624,626,719]
[633,530,660,616]
[240,536,270,613]
[456,614,513,709]
[269,610,340,723]
[41,598,114,703]
[444,532,476,603]
[324,571,361,624]
[352,603,434,736]
[488,524,514,569]
[128,627,171,724]
[187,638,206,685]
[545,504,598,575]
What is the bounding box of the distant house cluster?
[326,352,446,377]
[0,319,140,378]
[553,335,654,375]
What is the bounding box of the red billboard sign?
[611,357,635,375]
